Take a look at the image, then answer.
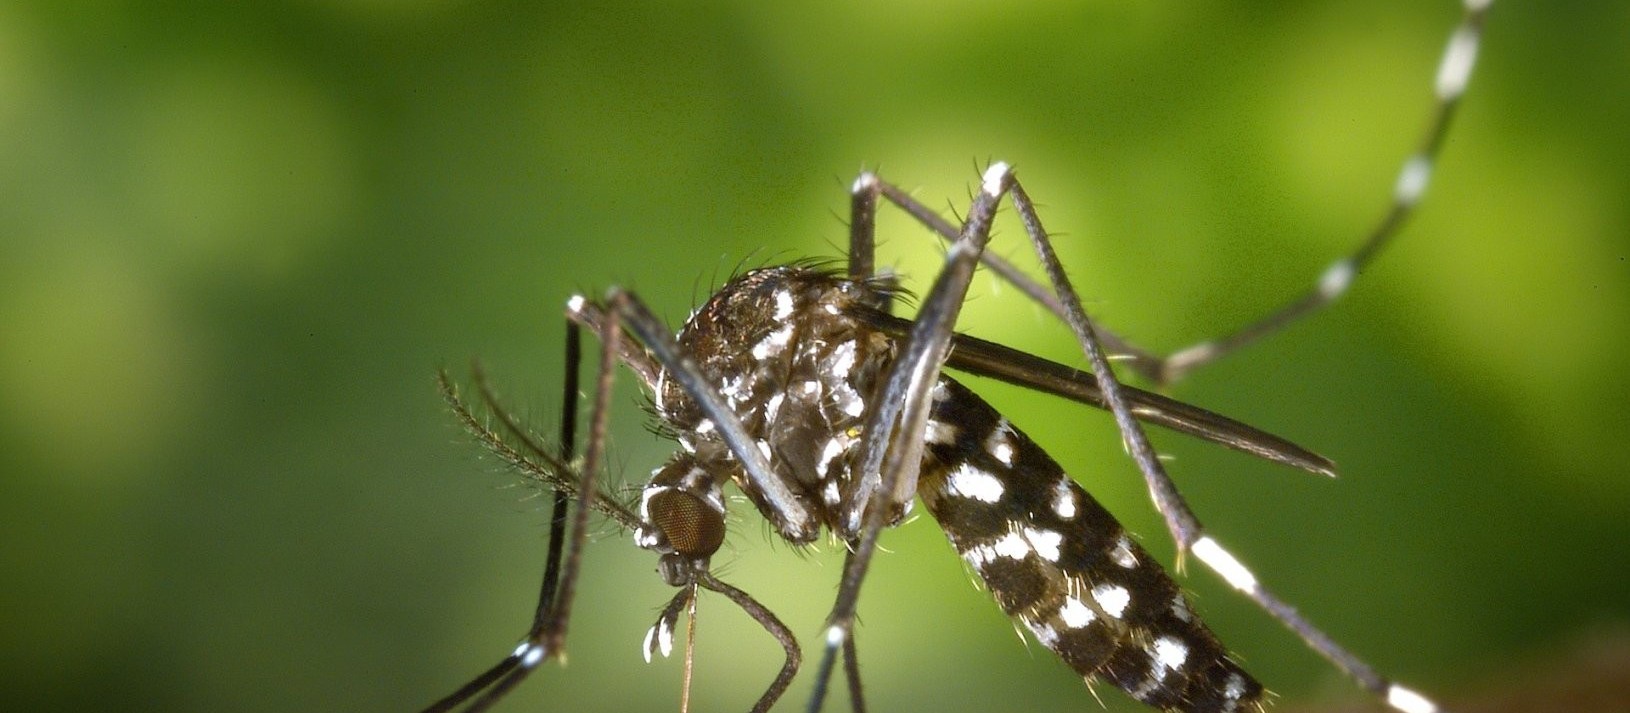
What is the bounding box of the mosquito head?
[636,453,728,586]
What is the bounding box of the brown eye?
[647,488,725,558]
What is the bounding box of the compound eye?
[646,488,725,558]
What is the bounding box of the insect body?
[420,2,1492,711]
[641,265,1261,711]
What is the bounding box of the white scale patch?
[520,642,545,668]
[1029,621,1060,648]
[1058,595,1096,629]
[964,530,1031,568]
[992,531,1031,559]
[816,436,848,478]
[1109,535,1137,568]
[1193,535,1259,593]
[925,418,958,445]
[828,340,857,379]
[984,420,1015,466]
[773,289,795,319]
[1091,583,1131,619]
[1151,636,1188,675]
[947,462,1004,502]
[750,324,795,360]
[1170,594,1193,623]
[1435,25,1480,100]
[1387,685,1439,713]
[835,385,866,418]
[1051,480,1077,519]
[1024,527,1063,562]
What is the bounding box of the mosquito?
[418,1,1491,711]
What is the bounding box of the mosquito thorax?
[651,266,898,542]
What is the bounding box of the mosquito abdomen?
[917,376,1262,712]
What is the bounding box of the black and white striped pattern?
[919,376,1261,713]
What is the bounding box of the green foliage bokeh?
[2,2,1627,712]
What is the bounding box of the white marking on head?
[1110,535,1137,568]
[1151,636,1188,674]
[924,419,958,445]
[1025,527,1063,562]
[851,171,878,194]
[1395,155,1433,207]
[1387,685,1439,713]
[981,161,1011,197]
[1059,596,1096,629]
[1317,259,1355,299]
[1193,536,1259,593]
[639,484,670,520]
[634,528,660,548]
[773,289,795,320]
[1052,480,1077,519]
[947,463,1004,502]
[1435,25,1481,100]
[1091,583,1131,619]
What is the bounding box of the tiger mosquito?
[421,2,1491,711]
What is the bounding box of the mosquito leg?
[1159,0,1491,384]
[811,162,1014,712]
[698,573,802,713]
[890,0,1492,387]
[842,634,866,713]
[1003,169,1452,713]
[422,300,623,713]
[868,177,1159,374]
[849,171,879,282]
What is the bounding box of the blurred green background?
[3,1,1627,712]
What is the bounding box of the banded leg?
[810,162,1016,712]
[843,160,1457,712]
[883,0,1493,387]
[421,302,622,713]
[996,166,1456,713]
